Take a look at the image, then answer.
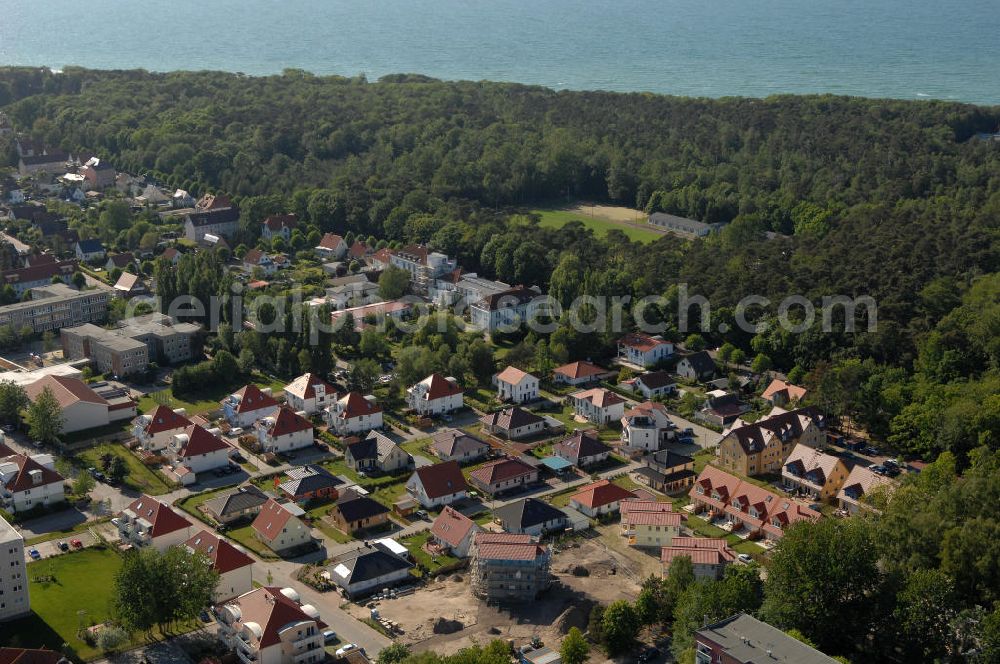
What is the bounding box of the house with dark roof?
[204,485,270,525]
[631,370,677,398]
[74,239,106,263]
[494,498,567,537]
[648,212,720,238]
[699,390,751,427]
[251,499,312,554]
[105,252,135,271]
[328,489,390,533]
[470,286,546,334]
[695,613,839,664]
[479,406,545,440]
[344,431,412,474]
[405,461,469,508]
[184,206,239,243]
[553,430,611,468]
[676,350,716,381]
[634,449,696,494]
[328,542,413,598]
[184,529,255,601]
[0,451,65,513]
[430,428,490,464]
[279,464,343,503]
[117,495,193,551]
[468,457,538,496]
[430,506,480,558]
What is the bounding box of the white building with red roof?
[761,378,808,407]
[661,537,736,580]
[618,500,681,548]
[132,405,193,452]
[617,333,674,368]
[283,373,337,415]
[216,586,326,664]
[325,391,383,435]
[621,400,675,452]
[221,384,279,428]
[406,373,463,416]
[568,387,625,425]
[569,479,636,517]
[251,499,312,555]
[430,506,480,558]
[0,451,65,513]
[260,213,297,242]
[117,495,193,552]
[493,366,539,403]
[168,424,233,476]
[314,232,347,260]
[184,529,255,601]
[255,406,314,454]
[552,360,608,386]
[405,461,469,508]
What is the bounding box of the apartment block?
[0,283,109,334]
[62,313,201,376]
[0,515,29,621]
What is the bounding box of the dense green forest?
[0,66,997,463]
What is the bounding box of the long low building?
[25,375,136,434]
[62,313,201,376]
[0,283,110,334]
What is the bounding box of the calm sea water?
[2,0,999,105]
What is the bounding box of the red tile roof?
[570,479,635,509]
[335,391,381,419]
[176,424,231,458]
[265,406,313,437]
[224,587,325,648]
[762,378,808,403]
[124,495,192,538]
[317,233,344,250]
[660,537,736,565]
[141,405,192,435]
[618,332,670,352]
[185,529,255,574]
[0,648,65,664]
[26,375,106,408]
[262,213,297,232]
[251,499,296,542]
[570,387,624,409]
[553,361,606,380]
[411,461,468,499]
[473,532,547,561]
[228,384,279,414]
[416,373,463,400]
[0,453,64,493]
[430,506,477,548]
[495,366,533,385]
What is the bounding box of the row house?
[325,392,383,435]
[689,466,820,542]
[660,537,736,580]
[256,407,314,454]
[620,400,676,453]
[716,406,826,477]
[2,260,79,298]
[781,443,850,501]
[617,333,673,368]
[406,373,463,416]
[837,465,897,515]
[618,500,681,548]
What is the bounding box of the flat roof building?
[0,283,109,334]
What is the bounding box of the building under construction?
[469,532,551,602]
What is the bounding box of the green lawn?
[78,444,174,496]
[8,547,198,660]
[400,437,432,458]
[174,486,234,525]
[684,513,765,555]
[226,524,278,559]
[401,531,459,576]
[531,207,662,243]
[138,373,285,415]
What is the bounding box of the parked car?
[57,541,69,552]
[70,539,83,549]
[335,644,358,657]
[28,548,40,560]
[416,510,429,519]
[737,553,753,564]
[864,446,881,456]
[323,630,338,644]
[638,646,660,662]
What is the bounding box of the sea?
[1,0,999,105]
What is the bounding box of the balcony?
[236,648,257,664]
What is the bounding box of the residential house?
[781,444,850,501]
[694,613,839,664]
[0,515,29,620]
[167,424,233,479]
[468,457,538,496]
[242,248,278,276]
[283,373,338,415]
[452,275,511,311]
[617,333,673,368]
[184,194,239,242]
[279,465,343,503]
[689,466,821,541]
[80,157,115,190]
[479,407,546,440]
[172,189,194,208]
[204,485,269,525]
[221,384,279,429]
[429,428,490,464]
[314,233,346,260]
[717,406,826,477]
[648,212,720,238]
[631,370,676,398]
[343,430,411,474]
[761,378,808,407]
[618,500,681,548]
[328,542,413,599]
[113,272,147,298]
[105,253,135,272]
[73,239,106,263]
[407,373,463,416]
[251,499,312,555]
[700,390,750,427]
[260,214,297,242]
[661,537,736,581]
[25,374,135,434]
[493,366,539,403]
[325,392,383,435]
[495,498,567,537]
[329,299,413,331]
[256,407,314,454]
[0,452,65,514]
[837,465,897,514]
[430,506,480,558]
[552,361,608,386]
[620,401,675,453]
[2,259,78,297]
[568,479,635,518]
[328,490,390,533]
[132,405,193,452]
[18,152,69,177]
[405,461,469,508]
[634,450,696,494]
[676,351,716,381]
[469,532,551,601]
[215,586,326,664]
[568,387,625,425]
[319,280,379,311]
[553,430,611,468]
[184,530,255,602]
[470,286,547,334]
[117,495,193,552]
[388,244,457,295]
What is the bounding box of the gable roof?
[185,529,254,574]
[783,444,843,485]
[837,465,896,506]
[251,499,299,541]
[0,452,64,493]
[186,207,239,228]
[472,532,547,561]
[284,372,336,401]
[334,493,390,523]
[495,498,566,531]
[317,233,345,250]
[680,350,716,374]
[691,466,821,535]
[25,374,107,409]
[224,587,325,648]
[204,485,269,519]
[430,506,478,548]
[762,378,808,403]
[661,537,736,566]
[430,428,489,458]
[196,193,232,210]
[335,391,382,419]
[414,373,463,400]
[570,479,635,509]
[618,332,670,352]
[280,465,343,497]
[331,545,412,585]
[114,272,143,292]
[725,406,825,455]
[410,461,468,499]
[139,405,193,435]
[123,495,192,538]
[495,366,535,385]
[636,370,675,389]
[76,239,105,253]
[0,649,66,664]
[570,387,624,409]
[262,213,297,232]
[469,457,536,486]
[175,424,231,458]
[227,384,279,414]
[263,406,313,438]
[479,406,544,431]
[553,361,606,380]
[554,430,611,461]
[107,252,135,268]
